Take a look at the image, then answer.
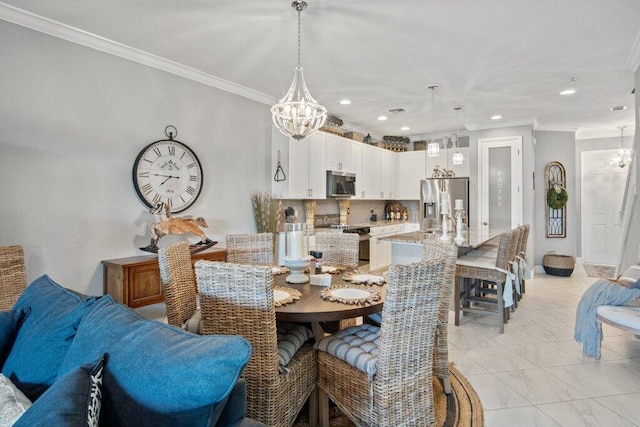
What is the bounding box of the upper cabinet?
[326,134,351,172]
[271,128,326,199]
[396,151,426,200]
[271,128,470,201]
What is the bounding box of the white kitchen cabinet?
[395,151,425,200]
[369,224,404,271]
[380,150,396,199]
[350,141,363,199]
[360,144,380,199]
[404,222,419,232]
[271,128,326,199]
[326,133,351,172]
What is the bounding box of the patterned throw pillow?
[617,264,640,289]
[0,373,31,425]
[13,355,104,427]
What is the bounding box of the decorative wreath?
[547,187,568,209]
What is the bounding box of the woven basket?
[542,253,575,277]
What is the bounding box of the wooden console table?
[102,248,227,308]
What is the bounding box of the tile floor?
[451,262,640,426]
[135,261,640,426]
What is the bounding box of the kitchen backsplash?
[276,198,419,227]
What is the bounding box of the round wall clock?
[132,126,203,213]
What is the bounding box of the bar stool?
[454,230,515,333]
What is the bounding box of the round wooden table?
[273,272,385,339]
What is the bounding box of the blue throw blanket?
[574,279,640,358]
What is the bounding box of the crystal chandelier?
[452,106,464,165]
[427,85,440,157]
[609,126,632,168]
[271,1,327,141]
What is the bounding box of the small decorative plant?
[250,192,282,234]
[547,184,568,210]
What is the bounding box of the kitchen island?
[380,228,508,265]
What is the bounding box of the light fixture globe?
[427,84,439,157]
[609,126,632,168]
[271,0,327,141]
[452,106,464,165]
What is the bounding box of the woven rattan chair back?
[421,240,458,394]
[0,245,27,311]
[158,242,197,328]
[225,233,274,266]
[315,232,359,269]
[195,261,317,426]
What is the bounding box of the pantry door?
[478,136,523,233]
[581,150,627,265]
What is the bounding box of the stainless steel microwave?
[326,170,356,197]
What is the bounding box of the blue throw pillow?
[0,308,30,369]
[14,355,104,427]
[59,296,252,427]
[2,275,97,401]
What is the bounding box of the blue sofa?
[0,275,264,426]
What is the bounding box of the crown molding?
[576,127,636,140]
[0,2,277,106]
[625,28,640,72]
[464,117,538,131]
[534,125,579,133]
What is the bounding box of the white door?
[479,136,523,232]
[581,150,627,265]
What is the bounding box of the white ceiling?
[2,0,640,140]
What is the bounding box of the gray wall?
[534,131,576,265]
[0,22,271,295]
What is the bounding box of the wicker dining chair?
[0,245,27,311]
[454,230,515,333]
[316,261,445,427]
[315,232,360,329]
[225,233,274,266]
[157,242,202,333]
[518,224,530,295]
[195,261,317,427]
[421,240,458,395]
[314,232,359,269]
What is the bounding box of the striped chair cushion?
[618,265,640,289]
[182,308,202,334]
[276,323,313,370]
[315,324,380,377]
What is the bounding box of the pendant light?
[452,106,464,165]
[427,85,440,157]
[271,1,327,140]
[609,126,632,168]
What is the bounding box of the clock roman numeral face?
[133,140,203,213]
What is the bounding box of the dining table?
[273,269,386,340]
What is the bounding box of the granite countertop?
[380,228,508,249]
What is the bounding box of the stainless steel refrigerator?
[420,177,469,231]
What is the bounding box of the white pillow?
[617,264,640,289]
[0,373,31,426]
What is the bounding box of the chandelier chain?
[297,5,302,67]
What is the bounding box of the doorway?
[581,150,627,265]
[478,136,523,232]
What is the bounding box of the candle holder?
[283,223,311,283]
[440,213,450,241]
[454,208,465,244]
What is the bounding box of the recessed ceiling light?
[560,89,576,95]
[610,105,627,111]
[401,126,410,131]
[339,99,351,105]
[378,115,388,121]
[491,114,502,120]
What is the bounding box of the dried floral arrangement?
[250,192,282,234]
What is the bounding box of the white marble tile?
[484,406,561,427]
[494,368,587,404]
[464,346,537,372]
[601,335,640,358]
[543,362,640,397]
[519,323,576,342]
[538,399,637,427]
[594,392,640,425]
[448,349,488,376]
[464,373,530,410]
[545,339,628,362]
[505,341,583,367]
